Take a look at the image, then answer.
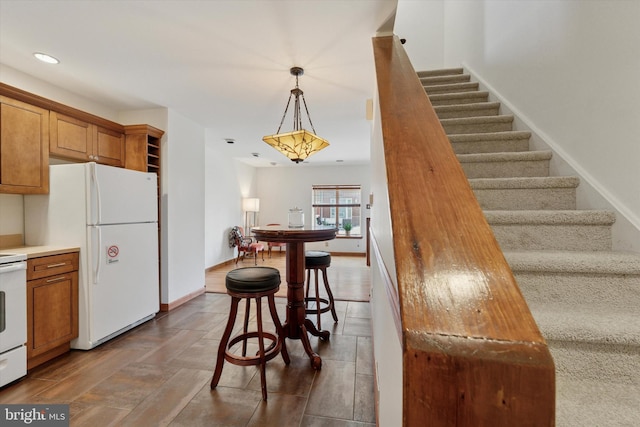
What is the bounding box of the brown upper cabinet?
[124,124,163,173]
[50,111,125,167]
[0,83,163,195]
[0,96,50,194]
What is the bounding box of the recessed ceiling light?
[336,159,344,163]
[33,52,59,64]
[225,138,235,144]
[251,153,260,157]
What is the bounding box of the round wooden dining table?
[251,224,337,369]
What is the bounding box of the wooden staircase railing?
[370,35,555,426]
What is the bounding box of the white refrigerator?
[25,162,160,350]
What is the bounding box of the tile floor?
[0,292,375,427]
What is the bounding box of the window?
[312,185,361,237]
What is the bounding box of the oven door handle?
[0,291,4,333]
[0,262,26,274]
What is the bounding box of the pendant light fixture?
[262,67,329,163]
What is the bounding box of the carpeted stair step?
[521,254,640,426]
[458,150,552,178]
[555,376,640,427]
[419,67,640,426]
[429,91,490,106]
[505,250,640,309]
[449,131,530,154]
[434,101,501,119]
[537,304,640,426]
[417,68,464,78]
[484,210,615,251]
[423,81,480,95]
[470,176,579,210]
[528,305,640,383]
[544,309,640,425]
[419,73,470,87]
[441,115,514,134]
[507,250,640,348]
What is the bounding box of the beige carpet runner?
[421,68,640,426]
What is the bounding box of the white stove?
[0,252,27,387]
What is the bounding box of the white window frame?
[312,185,361,237]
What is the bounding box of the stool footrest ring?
[304,297,333,315]
[225,331,282,366]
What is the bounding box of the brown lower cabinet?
[26,251,79,369]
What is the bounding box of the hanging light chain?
[295,71,317,134]
[274,70,317,135]
[274,91,294,134]
[300,93,318,135]
[293,88,302,131]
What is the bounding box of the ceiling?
[0,0,398,167]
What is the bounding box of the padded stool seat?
[304,251,338,330]
[211,267,289,400]
[305,251,331,268]
[226,267,281,293]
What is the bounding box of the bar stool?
[304,251,338,330]
[211,267,290,401]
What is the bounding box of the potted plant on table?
[343,221,352,236]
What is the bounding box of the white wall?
[0,65,120,246]
[439,0,640,250]
[1,64,120,121]
[204,139,257,268]
[1,67,208,306]
[163,109,206,304]
[1,65,370,305]
[255,164,371,254]
[395,0,445,71]
[369,89,403,426]
[0,194,24,239]
[0,65,121,246]
[202,155,372,269]
[120,107,209,305]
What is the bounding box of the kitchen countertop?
[0,246,80,258]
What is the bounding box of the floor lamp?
[243,198,260,233]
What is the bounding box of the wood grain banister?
[372,35,555,425]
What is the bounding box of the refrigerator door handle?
[92,226,102,285]
[90,163,102,225]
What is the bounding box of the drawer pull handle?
[46,263,67,268]
[46,276,67,283]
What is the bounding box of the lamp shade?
[262,130,329,163]
[242,198,260,212]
